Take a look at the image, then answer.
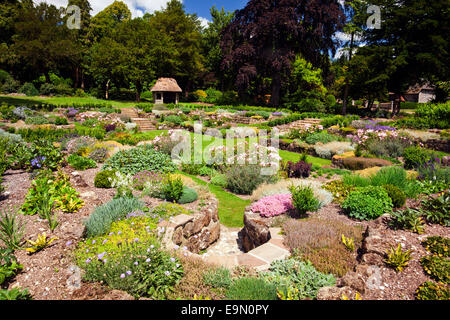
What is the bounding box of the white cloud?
[198,17,210,28]
[33,0,173,17]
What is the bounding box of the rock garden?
[0,100,449,301]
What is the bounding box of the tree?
[148,0,205,94]
[87,0,131,42]
[202,6,234,89]
[363,0,450,114]
[88,18,174,101]
[10,1,79,83]
[221,0,345,107]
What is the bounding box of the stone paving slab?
[169,214,193,228]
[203,255,238,269]
[236,254,267,268]
[247,242,290,264]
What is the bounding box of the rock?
[172,227,183,245]
[72,173,88,188]
[183,222,194,238]
[340,272,366,294]
[316,286,355,300]
[365,266,383,290]
[66,265,82,291]
[240,211,271,252]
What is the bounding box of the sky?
[33,0,248,27]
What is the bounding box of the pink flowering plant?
[250,194,294,217]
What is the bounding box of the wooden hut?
[151,78,182,104]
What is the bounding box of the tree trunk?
[105,79,110,100]
[75,67,80,88]
[342,32,355,115]
[44,71,50,83]
[270,73,281,108]
[135,81,142,102]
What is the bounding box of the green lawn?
[0,95,140,108]
[181,172,249,228]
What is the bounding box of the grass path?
[181,172,249,228]
[0,95,139,108]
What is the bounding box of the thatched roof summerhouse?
[151,78,182,104]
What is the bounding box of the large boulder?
[240,211,271,252]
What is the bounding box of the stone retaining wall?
[162,197,220,254]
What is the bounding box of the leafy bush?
[161,175,184,202]
[422,236,450,257]
[94,170,117,188]
[414,102,450,129]
[340,157,393,170]
[0,249,23,285]
[177,187,198,204]
[210,174,227,188]
[420,255,449,283]
[388,208,425,234]
[67,154,97,170]
[225,277,277,300]
[18,82,39,96]
[284,160,311,178]
[0,288,32,300]
[366,136,413,159]
[225,164,277,195]
[322,180,356,204]
[416,281,450,300]
[289,185,320,216]
[383,184,406,208]
[84,197,144,237]
[260,259,336,299]
[165,115,183,126]
[403,146,433,169]
[342,186,393,220]
[421,192,449,226]
[76,228,183,299]
[102,145,177,175]
[305,132,340,145]
[314,141,354,159]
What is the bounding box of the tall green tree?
[363,0,450,113]
[10,1,79,83]
[148,0,204,94]
[202,6,234,90]
[88,0,131,42]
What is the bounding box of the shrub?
[102,145,177,175]
[210,174,227,188]
[225,277,277,300]
[342,186,393,220]
[84,197,144,237]
[421,236,450,257]
[403,146,432,169]
[284,160,311,178]
[421,192,450,226]
[322,180,355,204]
[314,141,354,159]
[370,166,409,191]
[88,147,108,163]
[203,267,233,289]
[251,179,332,208]
[283,218,363,277]
[383,184,406,208]
[416,281,450,300]
[0,288,32,300]
[340,157,393,170]
[250,194,294,217]
[177,187,198,204]
[305,132,340,145]
[67,154,97,170]
[289,185,320,216]
[420,255,449,283]
[161,175,184,202]
[414,102,450,129]
[76,232,183,299]
[18,82,39,96]
[165,115,183,126]
[260,259,336,299]
[94,170,117,188]
[388,208,425,234]
[54,117,68,125]
[226,164,277,195]
[24,116,50,125]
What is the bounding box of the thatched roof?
[406,82,435,94]
[151,78,182,92]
